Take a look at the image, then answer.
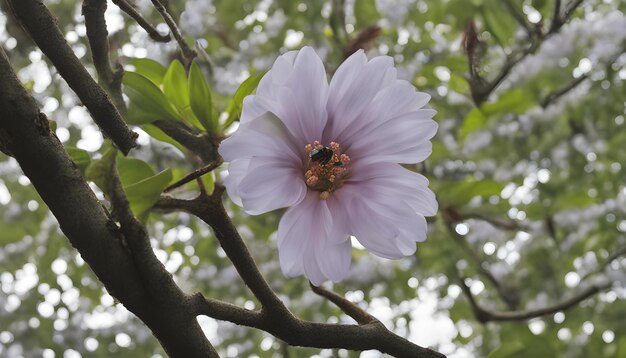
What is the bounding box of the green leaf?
[354,0,380,28]
[549,192,595,214]
[482,89,536,115]
[224,71,267,128]
[200,171,215,195]
[85,146,116,194]
[141,124,187,153]
[459,107,487,140]
[124,168,173,217]
[130,58,166,86]
[66,147,91,174]
[436,178,504,207]
[116,156,156,186]
[188,62,215,132]
[531,0,549,12]
[449,73,470,93]
[487,341,525,358]
[481,5,516,47]
[162,60,189,110]
[122,72,180,123]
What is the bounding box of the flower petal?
[316,237,352,283]
[237,157,307,215]
[219,111,302,164]
[243,47,328,145]
[338,179,430,259]
[325,54,396,141]
[335,81,431,145]
[278,192,332,278]
[223,158,250,207]
[257,50,298,99]
[349,161,438,216]
[277,191,352,284]
[283,46,329,142]
[347,109,438,164]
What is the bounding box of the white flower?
[219,47,438,285]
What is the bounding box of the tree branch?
[155,186,290,315]
[0,47,216,357]
[8,0,137,154]
[82,0,126,111]
[152,120,220,164]
[163,158,223,193]
[503,0,533,36]
[149,0,196,64]
[540,74,589,108]
[548,0,563,33]
[469,0,586,105]
[188,287,444,357]
[155,190,445,357]
[310,283,378,325]
[442,212,520,309]
[581,245,626,281]
[112,0,171,42]
[458,276,609,322]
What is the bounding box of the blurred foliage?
[1,0,626,357]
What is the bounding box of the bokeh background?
[1,0,626,357]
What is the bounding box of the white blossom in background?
[220,47,438,285]
[179,0,216,37]
[376,0,415,25]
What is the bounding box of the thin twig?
[580,245,626,282]
[562,0,585,26]
[112,0,171,42]
[163,158,223,192]
[152,120,220,164]
[549,0,563,33]
[442,215,519,309]
[469,0,586,105]
[503,0,533,36]
[460,212,524,231]
[541,74,589,108]
[310,283,378,325]
[458,276,609,322]
[149,0,196,64]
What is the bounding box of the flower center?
[304,140,351,200]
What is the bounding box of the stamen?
[303,139,351,198]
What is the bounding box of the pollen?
[303,139,351,198]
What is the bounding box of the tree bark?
[0,48,217,358]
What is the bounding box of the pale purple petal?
[256,50,298,98]
[336,177,431,259]
[278,192,332,279]
[334,81,431,145]
[316,238,352,283]
[223,158,250,207]
[325,55,395,142]
[349,161,438,216]
[326,50,367,113]
[277,191,351,285]
[237,157,307,215]
[347,109,437,165]
[219,112,302,164]
[242,47,328,145]
[283,46,329,142]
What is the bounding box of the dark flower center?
[304,140,351,199]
